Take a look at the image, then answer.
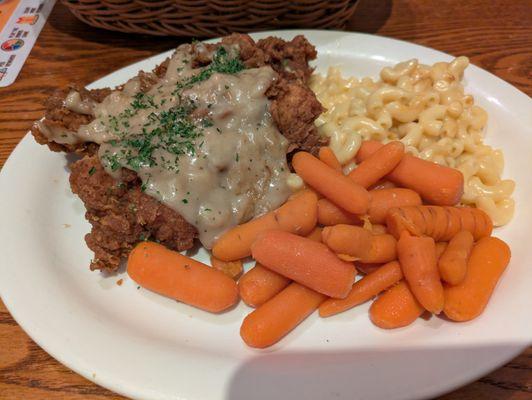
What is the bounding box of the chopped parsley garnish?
[108,115,119,133]
[88,167,96,176]
[182,198,188,204]
[104,154,121,171]
[201,118,214,128]
[101,102,202,172]
[141,179,149,192]
[173,46,244,93]
[99,45,245,175]
[131,92,155,110]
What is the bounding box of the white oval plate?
[1,30,531,400]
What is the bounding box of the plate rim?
[1,29,531,400]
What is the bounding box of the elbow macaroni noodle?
[309,57,515,226]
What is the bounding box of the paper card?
[0,0,56,87]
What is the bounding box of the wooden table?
[0,0,531,398]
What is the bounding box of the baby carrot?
[319,146,342,171]
[322,225,372,259]
[435,242,448,261]
[368,223,388,235]
[363,234,397,264]
[356,140,464,206]
[386,205,493,241]
[368,188,422,224]
[238,263,291,308]
[251,230,356,298]
[322,225,397,264]
[356,262,383,275]
[369,281,425,329]
[210,256,243,280]
[355,140,383,162]
[237,226,322,308]
[336,253,357,262]
[128,242,239,313]
[348,141,405,188]
[212,189,318,261]
[444,236,511,321]
[318,198,361,226]
[368,180,397,190]
[240,282,326,348]
[391,154,463,205]
[292,151,370,214]
[306,226,323,242]
[397,231,444,314]
[438,230,474,285]
[319,261,403,317]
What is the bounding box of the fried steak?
[32,34,325,272]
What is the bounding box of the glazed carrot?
[397,231,444,314]
[438,231,474,285]
[369,281,425,329]
[364,234,397,263]
[240,282,326,348]
[238,263,290,308]
[368,188,422,224]
[318,198,360,226]
[292,152,370,214]
[444,237,511,321]
[237,227,321,308]
[435,242,448,261]
[368,180,396,190]
[212,190,318,261]
[319,261,403,317]
[386,206,426,238]
[322,225,397,264]
[336,254,356,262]
[319,147,342,171]
[128,242,238,313]
[210,256,243,280]
[348,141,405,188]
[356,140,464,206]
[368,224,387,235]
[356,262,383,275]
[322,225,372,259]
[386,205,493,241]
[251,230,356,298]
[306,226,323,242]
[355,140,384,162]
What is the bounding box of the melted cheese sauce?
[38,44,292,248]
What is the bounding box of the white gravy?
[38,44,291,248]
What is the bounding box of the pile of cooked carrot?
[127,140,511,349]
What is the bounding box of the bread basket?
[61,0,358,37]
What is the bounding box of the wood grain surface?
[0,0,531,398]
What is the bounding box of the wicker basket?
[61,0,359,37]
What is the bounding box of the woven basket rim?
[62,0,359,37]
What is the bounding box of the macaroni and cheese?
[310,57,515,226]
